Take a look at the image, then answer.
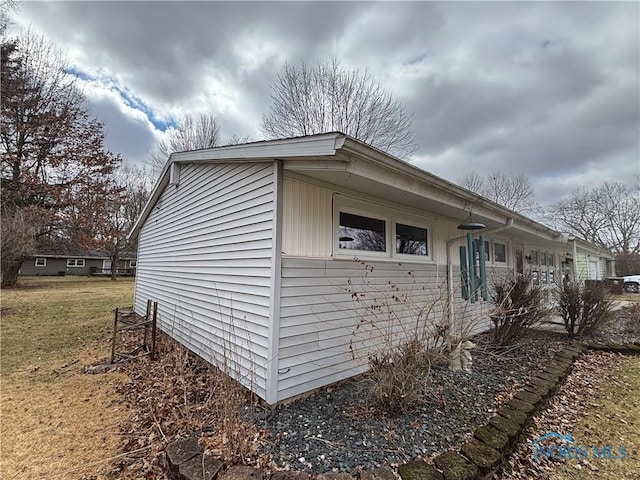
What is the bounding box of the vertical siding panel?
[282,177,332,257]
[134,162,274,400]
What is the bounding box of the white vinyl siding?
[134,162,275,400]
[282,177,332,257]
[277,258,448,402]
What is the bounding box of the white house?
[129,133,613,405]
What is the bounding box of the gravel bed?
[588,303,640,345]
[252,331,567,474]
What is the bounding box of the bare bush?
[558,282,614,337]
[489,273,552,345]
[345,259,454,414]
[116,332,261,478]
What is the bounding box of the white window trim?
[129,260,137,268]
[334,204,390,258]
[393,216,433,261]
[66,258,86,267]
[333,196,434,262]
[493,240,509,265]
[35,257,47,267]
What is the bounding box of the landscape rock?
[433,451,478,480]
[473,425,509,452]
[166,437,203,476]
[460,439,501,470]
[218,466,263,480]
[359,467,396,480]
[178,455,223,480]
[398,460,443,480]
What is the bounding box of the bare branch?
[261,59,418,158]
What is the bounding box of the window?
[494,242,507,263]
[541,251,547,266]
[334,197,433,261]
[67,259,85,267]
[396,223,428,256]
[515,249,524,274]
[473,239,491,262]
[529,250,539,265]
[548,253,555,267]
[35,258,47,267]
[339,212,386,252]
[129,260,137,268]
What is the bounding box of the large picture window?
[396,223,428,256]
[339,212,386,252]
[67,259,85,267]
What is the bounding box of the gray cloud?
[12,1,639,205]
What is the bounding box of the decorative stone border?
[165,343,591,480]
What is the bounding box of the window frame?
[333,196,433,262]
[335,204,390,258]
[393,217,432,260]
[493,241,508,265]
[66,258,86,268]
[35,257,47,267]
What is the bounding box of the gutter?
[446,218,514,328]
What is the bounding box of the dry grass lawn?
[1,276,134,480]
[550,356,640,480]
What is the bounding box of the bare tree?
[261,59,418,158]
[551,181,640,254]
[1,206,38,287]
[146,113,222,177]
[1,30,121,286]
[459,171,542,216]
[67,163,152,280]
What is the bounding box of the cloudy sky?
[10,1,640,206]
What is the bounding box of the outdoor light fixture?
[457,212,486,231]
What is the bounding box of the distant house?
[128,133,614,405]
[20,252,137,277]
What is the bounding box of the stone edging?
[397,342,585,480]
[165,341,614,480]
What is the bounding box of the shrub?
[490,273,552,345]
[346,258,451,414]
[558,282,614,337]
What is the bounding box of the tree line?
[2,23,638,287]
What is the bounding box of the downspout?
[446,218,514,327]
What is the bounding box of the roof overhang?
[129,132,565,247]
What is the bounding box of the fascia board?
[339,137,564,243]
[128,133,346,241]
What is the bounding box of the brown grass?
[549,357,640,480]
[1,276,134,479]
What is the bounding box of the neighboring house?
[20,252,137,277]
[128,133,614,405]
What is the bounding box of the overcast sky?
[10,1,640,207]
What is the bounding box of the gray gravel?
[252,331,567,474]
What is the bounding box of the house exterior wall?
[20,257,105,276]
[276,176,516,402]
[133,162,275,399]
